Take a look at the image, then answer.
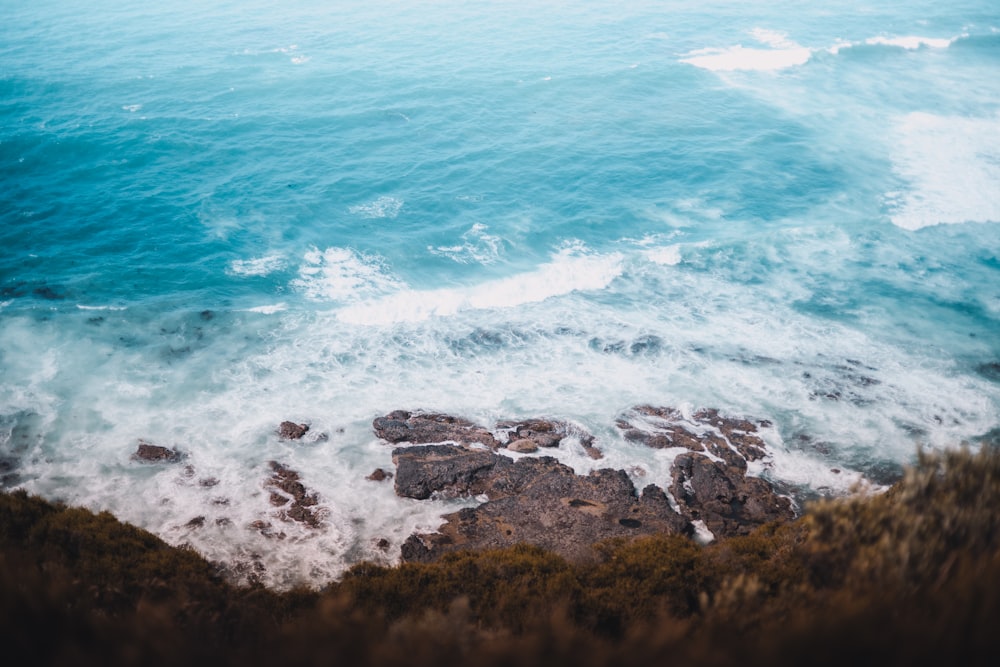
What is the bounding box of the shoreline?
[2,444,999,665]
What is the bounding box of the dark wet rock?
[265,461,323,528]
[373,411,498,448]
[670,452,793,539]
[215,517,232,527]
[366,468,393,482]
[393,445,503,500]
[186,516,206,528]
[579,433,604,460]
[375,538,390,551]
[616,406,793,538]
[199,309,214,321]
[132,441,183,463]
[396,446,690,563]
[199,477,220,488]
[617,406,768,467]
[496,419,564,448]
[278,421,309,440]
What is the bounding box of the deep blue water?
[2,0,999,587]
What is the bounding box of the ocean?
[2,0,998,588]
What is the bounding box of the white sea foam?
[245,303,287,314]
[76,304,127,311]
[681,45,812,71]
[292,246,404,302]
[349,196,403,219]
[691,520,715,545]
[228,254,285,277]
[644,245,682,266]
[681,29,811,71]
[888,112,1000,230]
[865,35,956,49]
[336,248,624,325]
[428,223,505,264]
[122,104,142,113]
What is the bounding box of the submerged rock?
[395,445,690,563]
[132,441,183,463]
[373,411,498,448]
[265,461,323,528]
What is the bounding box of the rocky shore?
[119,404,799,574]
[375,407,793,562]
[3,444,999,667]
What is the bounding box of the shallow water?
[2,0,999,587]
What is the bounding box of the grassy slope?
[2,446,1000,666]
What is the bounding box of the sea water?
[2,0,998,588]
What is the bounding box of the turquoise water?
[2,0,999,586]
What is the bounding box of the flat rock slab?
[395,445,690,563]
[373,411,498,448]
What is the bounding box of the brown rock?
[670,452,793,539]
[392,445,503,500]
[507,438,539,453]
[278,421,309,440]
[617,406,770,465]
[395,445,690,563]
[497,419,564,448]
[366,468,393,482]
[373,411,498,448]
[132,441,183,463]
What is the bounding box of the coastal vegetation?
[3,445,999,665]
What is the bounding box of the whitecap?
[76,305,127,311]
[291,246,404,302]
[228,254,285,277]
[888,112,1000,230]
[244,303,287,314]
[337,248,623,325]
[681,45,812,71]
[348,196,403,219]
[681,28,812,72]
[122,104,142,113]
